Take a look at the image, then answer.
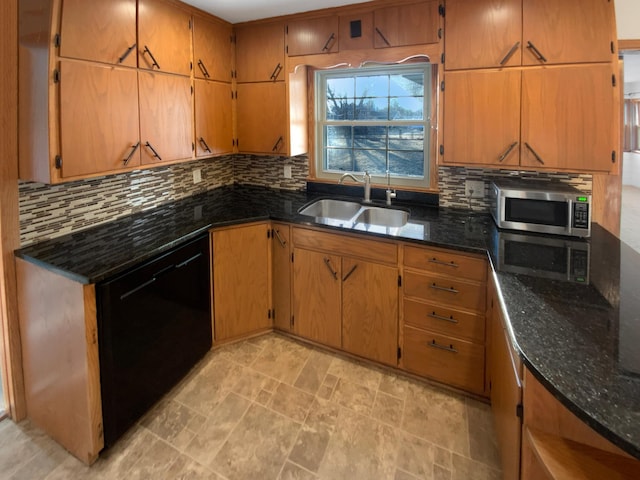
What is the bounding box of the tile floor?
[0,333,501,480]
[621,185,640,253]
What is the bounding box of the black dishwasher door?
[97,234,212,448]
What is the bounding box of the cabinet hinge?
[397,347,402,360]
[54,33,61,48]
[267,229,272,239]
[54,155,62,169]
[230,34,236,44]
[440,80,445,92]
[438,28,443,39]
[611,41,615,54]
[192,142,195,152]
[612,74,617,87]
[291,252,294,263]
[53,69,60,83]
[438,4,445,17]
[398,275,402,287]
[441,53,445,64]
[290,315,295,328]
[272,308,276,320]
[516,403,524,419]
[286,25,289,35]
[191,85,194,95]
[286,45,289,54]
[439,144,444,155]
[190,61,193,72]
[612,150,617,163]
[268,309,272,319]
[489,380,492,391]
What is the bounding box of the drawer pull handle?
[497,142,518,163]
[342,264,358,282]
[428,258,458,268]
[322,33,336,52]
[273,229,287,248]
[524,142,545,165]
[430,283,459,294]
[499,41,520,65]
[323,257,338,280]
[122,141,140,165]
[197,59,210,78]
[428,340,458,354]
[526,41,548,63]
[429,312,458,324]
[142,45,160,69]
[118,43,137,64]
[270,62,283,81]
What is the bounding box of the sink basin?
[355,206,409,227]
[298,199,362,221]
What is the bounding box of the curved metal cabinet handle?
[273,229,287,248]
[498,142,518,163]
[428,312,458,324]
[375,27,391,47]
[142,45,161,69]
[428,258,459,268]
[427,340,458,354]
[270,63,283,81]
[430,283,459,294]
[323,257,338,280]
[272,136,284,152]
[524,143,545,165]
[123,142,140,165]
[119,43,137,64]
[322,33,336,52]
[342,264,358,282]
[144,141,162,160]
[199,137,212,153]
[499,41,520,65]
[197,59,210,78]
[526,41,547,63]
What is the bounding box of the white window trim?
[314,63,432,189]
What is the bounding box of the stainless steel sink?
[298,199,409,228]
[298,199,362,221]
[355,206,408,227]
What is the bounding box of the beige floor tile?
[317,407,400,480]
[9,443,68,480]
[304,398,341,431]
[378,372,414,400]
[126,436,181,480]
[465,399,501,469]
[279,461,318,480]
[251,338,311,385]
[231,367,279,401]
[216,340,263,366]
[141,399,206,448]
[210,404,301,480]
[331,378,376,415]
[162,454,223,480]
[183,392,251,467]
[394,468,422,480]
[288,421,332,473]
[327,356,382,391]
[451,453,501,480]
[395,431,435,478]
[294,350,333,395]
[372,391,405,426]
[269,383,315,422]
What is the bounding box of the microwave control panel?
[572,202,590,229]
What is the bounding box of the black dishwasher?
[96,234,212,447]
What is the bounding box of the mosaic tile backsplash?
[19,153,592,246]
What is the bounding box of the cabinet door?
[193,16,233,82]
[59,0,137,67]
[444,0,521,70]
[235,22,285,82]
[272,223,292,332]
[213,224,271,341]
[138,0,192,76]
[139,71,193,164]
[521,65,616,172]
[194,79,233,157]
[373,1,439,48]
[490,304,522,480]
[59,61,140,179]
[236,82,286,155]
[523,0,614,66]
[442,69,521,167]
[342,259,398,366]
[293,248,341,348]
[287,16,339,56]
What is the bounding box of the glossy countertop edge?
[14,186,640,460]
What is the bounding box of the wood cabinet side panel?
[272,223,292,331]
[16,258,103,464]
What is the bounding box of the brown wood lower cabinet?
[271,223,292,332]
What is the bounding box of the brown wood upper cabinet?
[194,79,233,157]
[192,15,233,82]
[59,61,141,179]
[445,0,615,70]
[442,64,617,173]
[287,15,339,56]
[138,70,193,164]
[235,22,285,82]
[59,0,137,67]
[138,0,192,76]
[236,82,287,155]
[373,1,439,49]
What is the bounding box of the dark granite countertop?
[15,184,640,460]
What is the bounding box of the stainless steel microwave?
[489,180,591,238]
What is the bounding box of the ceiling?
[182,0,371,23]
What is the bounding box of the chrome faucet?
[339,171,372,203]
[385,170,396,206]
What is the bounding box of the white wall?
[623,152,640,188]
[616,0,640,39]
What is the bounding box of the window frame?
[313,63,438,190]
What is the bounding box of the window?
[315,64,433,188]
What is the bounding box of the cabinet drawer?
[403,326,485,395]
[293,227,397,265]
[404,271,486,313]
[404,245,486,282]
[404,299,485,343]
